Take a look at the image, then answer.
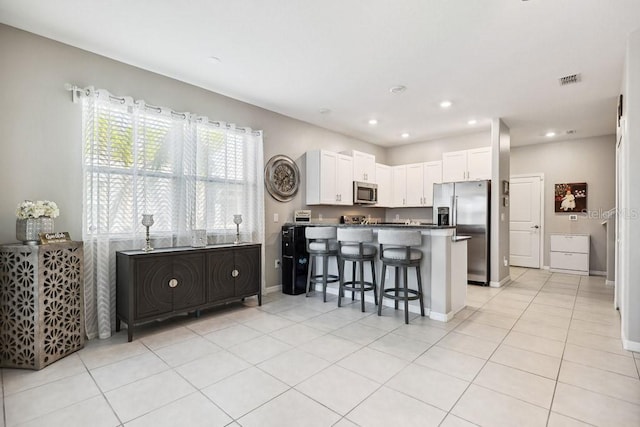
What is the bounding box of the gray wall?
[490,119,511,285]
[0,24,384,291]
[510,135,616,272]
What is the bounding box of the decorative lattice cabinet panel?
[0,242,85,370]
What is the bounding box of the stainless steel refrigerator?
[433,180,491,285]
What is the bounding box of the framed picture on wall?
[554,182,587,213]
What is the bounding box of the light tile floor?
[2,268,639,426]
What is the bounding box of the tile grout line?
[440,269,557,424]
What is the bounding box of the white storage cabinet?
[549,234,590,275]
[349,150,376,183]
[375,163,392,207]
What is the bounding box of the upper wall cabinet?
[306,150,354,205]
[391,165,407,207]
[375,163,392,207]
[442,147,491,182]
[402,161,443,207]
[349,150,376,183]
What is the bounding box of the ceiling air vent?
[559,74,581,86]
[566,129,577,135]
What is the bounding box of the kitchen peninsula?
[292,223,468,321]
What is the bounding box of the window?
[81,88,264,339]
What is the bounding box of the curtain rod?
[64,83,262,136]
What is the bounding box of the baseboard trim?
[589,270,606,277]
[265,285,282,294]
[622,337,640,352]
[490,275,511,288]
[605,280,615,287]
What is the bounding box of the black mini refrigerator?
[281,225,309,295]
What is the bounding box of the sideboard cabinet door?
[234,245,261,297]
[135,256,173,318]
[207,250,236,302]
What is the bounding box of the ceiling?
[1,1,639,147]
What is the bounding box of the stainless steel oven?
[353,181,378,204]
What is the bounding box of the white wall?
[511,135,616,272]
[0,24,383,292]
[619,27,640,350]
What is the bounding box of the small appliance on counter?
[294,210,311,222]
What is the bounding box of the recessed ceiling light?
[368,119,378,125]
[319,108,331,114]
[440,100,452,108]
[389,85,406,94]
[401,132,410,138]
[208,56,222,63]
[545,131,556,137]
[468,119,477,125]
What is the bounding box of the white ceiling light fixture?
[440,100,452,108]
[468,119,477,125]
[401,132,410,138]
[368,119,378,125]
[545,131,556,137]
[319,108,331,114]
[389,85,406,94]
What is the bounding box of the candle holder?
[233,214,242,244]
[141,214,154,252]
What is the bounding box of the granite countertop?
[286,222,455,229]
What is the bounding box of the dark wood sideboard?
[116,243,261,341]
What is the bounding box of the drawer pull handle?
[232,269,239,278]
[169,278,178,288]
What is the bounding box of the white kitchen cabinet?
[549,234,590,275]
[391,165,407,207]
[406,163,425,206]
[350,150,376,183]
[442,147,491,182]
[306,150,353,205]
[398,161,442,207]
[375,163,392,207]
[423,161,443,206]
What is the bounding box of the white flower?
[16,200,60,219]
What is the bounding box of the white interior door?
[510,175,543,268]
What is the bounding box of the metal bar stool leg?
[338,258,344,307]
[351,262,356,301]
[360,256,365,312]
[378,263,386,316]
[394,267,399,310]
[416,265,425,317]
[322,254,328,302]
[306,255,314,297]
[371,260,378,306]
[403,265,409,324]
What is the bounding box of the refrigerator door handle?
[452,195,458,226]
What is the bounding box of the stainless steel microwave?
[353,181,378,204]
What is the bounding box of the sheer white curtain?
[82,88,264,339]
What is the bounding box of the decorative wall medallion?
[264,155,300,202]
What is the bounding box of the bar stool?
[305,226,340,302]
[377,229,425,324]
[337,228,377,312]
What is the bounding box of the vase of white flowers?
[15,200,59,245]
